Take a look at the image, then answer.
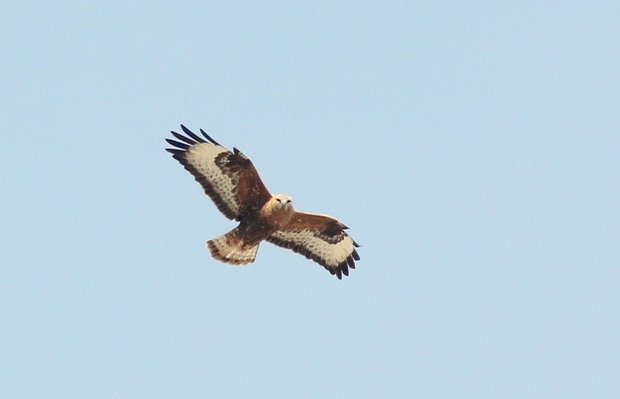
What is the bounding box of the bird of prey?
[165,125,360,279]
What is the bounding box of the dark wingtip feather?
[180,125,206,143]
[171,131,197,145]
[352,249,360,261]
[200,129,221,146]
[166,148,186,155]
[165,138,189,149]
[335,268,343,279]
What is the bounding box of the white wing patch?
[184,143,240,216]
[166,125,272,221]
[267,228,359,278]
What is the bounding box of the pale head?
[273,193,294,210]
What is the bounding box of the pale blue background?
[2,1,619,398]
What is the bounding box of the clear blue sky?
[2,1,619,398]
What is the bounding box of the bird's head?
[274,194,293,210]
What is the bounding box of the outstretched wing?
[165,125,271,221]
[266,211,360,279]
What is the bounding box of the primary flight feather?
[165,125,360,279]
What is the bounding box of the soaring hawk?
[165,125,360,279]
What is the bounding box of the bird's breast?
[267,208,294,229]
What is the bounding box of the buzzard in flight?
[165,125,360,279]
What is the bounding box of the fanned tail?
[207,228,258,265]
